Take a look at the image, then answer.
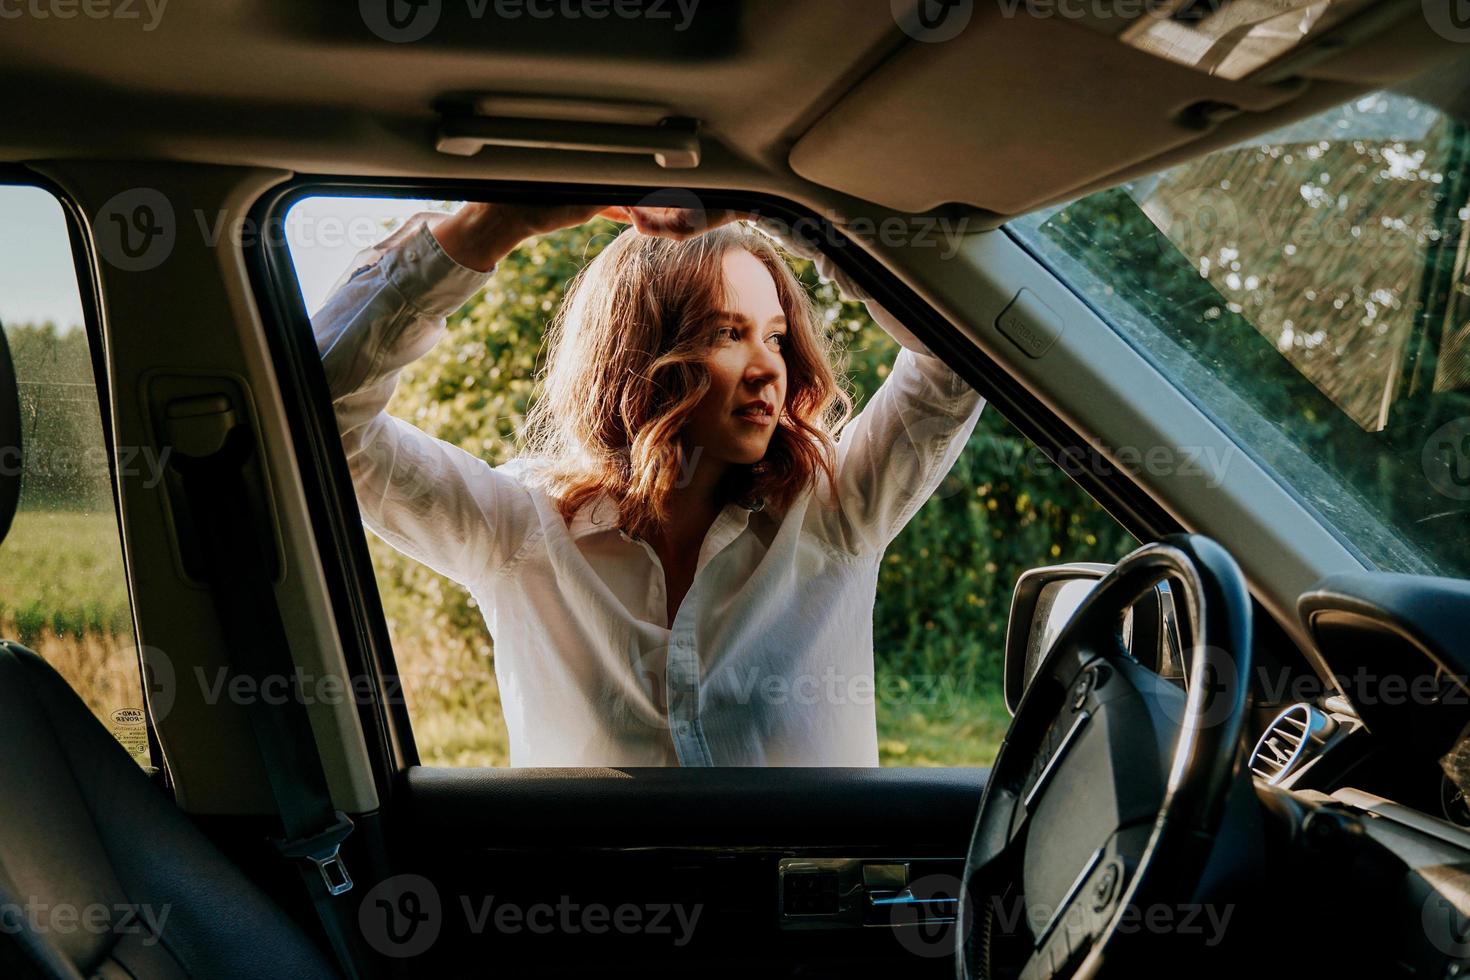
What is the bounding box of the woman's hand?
[431,200,755,272]
[604,205,754,241]
[431,201,626,272]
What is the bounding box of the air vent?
[1249,704,1336,785]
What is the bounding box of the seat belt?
[165,397,371,980]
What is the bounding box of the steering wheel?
[956,534,1253,980]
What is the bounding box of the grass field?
[0,508,149,765]
[3,509,1008,770]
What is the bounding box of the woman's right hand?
[430,201,626,272]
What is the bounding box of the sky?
[0,185,86,331]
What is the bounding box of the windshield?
[1009,63,1470,579]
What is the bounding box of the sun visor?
[788,13,1312,216]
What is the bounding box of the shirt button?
[406,248,418,261]
[674,721,691,736]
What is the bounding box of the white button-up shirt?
[312,217,985,766]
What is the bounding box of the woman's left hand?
[604,205,754,241]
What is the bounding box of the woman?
[312,201,985,766]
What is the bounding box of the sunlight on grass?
[0,508,147,766]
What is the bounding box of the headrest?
[0,324,21,545]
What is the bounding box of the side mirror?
[1003,562,1187,714]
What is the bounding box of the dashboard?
[1250,572,1470,826]
[1236,571,1470,975]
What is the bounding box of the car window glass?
[286,196,1136,767]
[1011,73,1470,579]
[0,184,150,766]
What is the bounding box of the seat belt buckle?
[307,846,353,897]
[274,810,356,897]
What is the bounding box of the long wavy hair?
[518,224,853,541]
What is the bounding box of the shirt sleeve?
[750,214,933,356]
[748,217,987,554]
[823,346,986,556]
[311,213,530,586]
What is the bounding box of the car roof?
[0,0,1461,222]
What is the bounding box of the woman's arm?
[313,203,606,585]
[312,209,525,586]
[753,216,987,555]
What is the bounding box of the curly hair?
[518,223,853,541]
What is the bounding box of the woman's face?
[682,248,789,468]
